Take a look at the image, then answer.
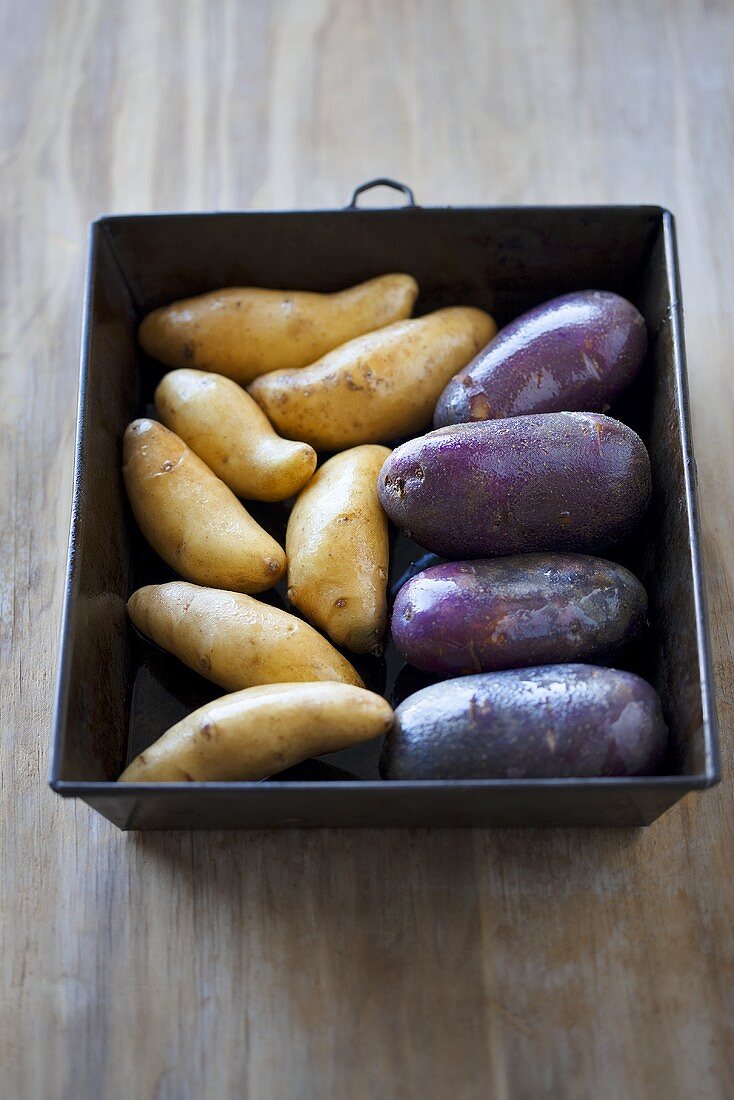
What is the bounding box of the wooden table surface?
[2,2,733,1097]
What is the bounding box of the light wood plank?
[1,1,733,1097]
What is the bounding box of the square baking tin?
[50,184,719,828]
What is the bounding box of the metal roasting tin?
[50,179,719,829]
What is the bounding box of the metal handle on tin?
[347,178,417,208]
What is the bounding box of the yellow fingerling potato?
[127,582,364,690]
[154,369,317,501]
[123,420,285,593]
[138,274,419,385]
[287,446,391,654]
[118,682,394,783]
[247,306,496,451]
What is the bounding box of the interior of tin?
[55,206,712,784]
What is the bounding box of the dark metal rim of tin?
[50,775,713,795]
[48,184,721,802]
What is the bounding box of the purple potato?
[377,412,651,558]
[434,290,647,427]
[392,553,647,675]
[380,664,668,779]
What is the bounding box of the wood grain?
[2,0,733,1097]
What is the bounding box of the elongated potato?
[128,581,364,690]
[119,682,394,782]
[139,274,419,384]
[434,290,647,425]
[154,369,317,501]
[123,419,285,593]
[378,413,651,558]
[381,665,668,779]
[286,445,391,654]
[391,553,647,674]
[248,307,496,450]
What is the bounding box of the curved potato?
[119,682,394,782]
[123,419,285,593]
[154,369,317,501]
[286,445,391,654]
[139,274,419,384]
[127,581,364,690]
[248,307,496,451]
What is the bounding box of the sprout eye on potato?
[139,273,419,385]
[124,279,666,785]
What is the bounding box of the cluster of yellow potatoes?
[120,275,495,782]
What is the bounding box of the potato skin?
[381,665,668,779]
[127,582,364,691]
[139,274,419,385]
[392,553,647,675]
[123,419,286,592]
[286,445,391,654]
[154,369,317,501]
[378,412,651,558]
[119,682,394,782]
[435,290,647,426]
[247,307,496,451]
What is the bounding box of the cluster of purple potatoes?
[377,290,668,781]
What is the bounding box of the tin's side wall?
[637,225,711,776]
[74,780,689,831]
[55,229,138,780]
